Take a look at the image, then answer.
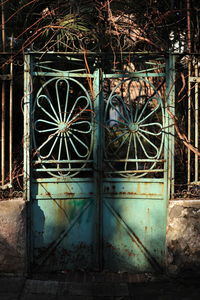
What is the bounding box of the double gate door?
[24,53,174,273]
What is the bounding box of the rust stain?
[113,191,137,195]
[52,199,70,224]
[137,184,141,194]
[127,231,163,272]
[45,191,52,197]
[124,248,135,257]
[107,242,135,257]
[34,243,93,271]
[106,242,117,251]
[64,192,75,197]
[104,191,159,196]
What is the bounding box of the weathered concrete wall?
[167,200,200,275]
[0,198,26,273]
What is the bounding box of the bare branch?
[167,109,200,157]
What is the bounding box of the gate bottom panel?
[31,197,95,272]
[103,195,167,273]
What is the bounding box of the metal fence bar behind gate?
[187,55,200,186]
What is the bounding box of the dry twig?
[167,108,200,156]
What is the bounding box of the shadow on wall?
[0,199,26,274]
[0,234,25,273]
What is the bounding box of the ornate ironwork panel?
[104,78,164,178]
[33,77,93,178]
[24,53,175,273]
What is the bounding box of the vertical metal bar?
[187,61,191,184]
[166,54,175,199]
[9,36,14,184]
[93,68,103,271]
[24,54,32,273]
[170,55,175,197]
[195,61,198,182]
[24,54,32,201]
[1,0,6,186]
[163,56,172,268]
[187,0,191,52]
[1,0,5,52]
[1,80,5,186]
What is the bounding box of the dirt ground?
[0,271,200,299]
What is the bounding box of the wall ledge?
[169,199,200,207]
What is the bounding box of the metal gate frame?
[23,52,175,272]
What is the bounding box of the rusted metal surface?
[31,180,95,200]
[104,200,164,272]
[25,53,174,273]
[103,196,166,272]
[32,198,95,271]
[103,180,164,199]
[33,199,94,271]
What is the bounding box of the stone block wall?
[0,199,26,273]
[166,200,200,275]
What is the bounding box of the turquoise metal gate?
[24,53,175,272]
